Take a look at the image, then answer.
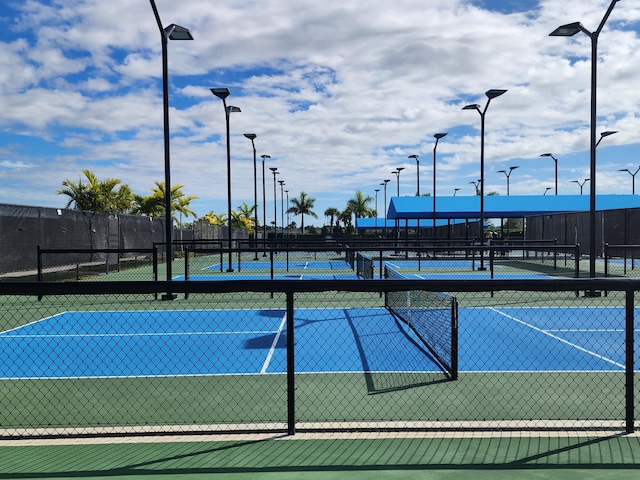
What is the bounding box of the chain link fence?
[0,277,635,438]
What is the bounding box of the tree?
[324,207,340,234]
[287,191,318,233]
[203,211,227,225]
[132,182,197,225]
[345,190,375,222]
[231,202,256,230]
[58,169,133,213]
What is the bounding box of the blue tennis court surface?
[204,260,351,271]
[0,307,633,379]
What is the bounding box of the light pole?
[550,0,619,282]
[278,179,285,238]
[270,167,279,238]
[433,133,447,240]
[497,166,519,195]
[149,0,193,298]
[211,88,241,272]
[244,133,259,260]
[453,188,460,196]
[618,166,640,194]
[374,188,380,232]
[285,190,289,236]
[463,89,507,269]
[469,179,481,195]
[392,167,404,245]
[539,153,558,195]
[261,154,270,255]
[408,155,420,195]
[544,187,553,195]
[572,178,590,195]
[392,167,405,196]
[381,179,390,238]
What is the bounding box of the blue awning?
[386,195,640,219]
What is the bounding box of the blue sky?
[1,0,640,227]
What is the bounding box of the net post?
[451,296,459,381]
[625,288,635,433]
[184,246,190,299]
[286,289,296,435]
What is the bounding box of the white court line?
[0,330,277,338]
[489,307,625,369]
[261,313,287,374]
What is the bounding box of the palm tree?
[345,190,375,223]
[324,207,340,234]
[231,202,256,230]
[58,169,133,213]
[204,211,227,225]
[287,191,317,233]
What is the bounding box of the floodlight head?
[261,154,271,159]
[269,167,278,173]
[498,170,506,174]
[244,133,257,140]
[227,106,241,113]
[384,179,391,183]
[278,180,285,185]
[619,169,631,173]
[397,167,405,172]
[600,130,618,138]
[408,154,419,160]
[486,89,507,99]
[462,104,481,111]
[510,166,520,171]
[164,24,194,40]
[549,22,583,37]
[434,132,448,140]
[210,88,230,100]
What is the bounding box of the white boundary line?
[261,313,287,374]
[490,307,625,369]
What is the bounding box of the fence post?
[626,288,635,433]
[286,289,296,435]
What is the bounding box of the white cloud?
[0,0,639,222]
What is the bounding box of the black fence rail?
[605,244,640,277]
[36,247,158,282]
[0,277,635,438]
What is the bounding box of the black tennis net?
[384,265,458,380]
[356,252,375,279]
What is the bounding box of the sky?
[1,0,640,229]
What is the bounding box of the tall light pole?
[544,187,553,195]
[497,165,519,195]
[550,0,619,283]
[469,179,481,195]
[392,168,405,245]
[244,133,259,260]
[285,189,289,236]
[463,89,507,269]
[270,167,279,238]
[572,178,590,195]
[381,179,390,238]
[433,133,447,241]
[392,167,405,196]
[619,166,640,194]
[374,188,380,232]
[261,154,270,255]
[278,179,285,238]
[453,188,460,196]
[149,1,193,297]
[211,88,241,272]
[408,155,420,195]
[539,153,558,195]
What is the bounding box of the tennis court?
[0,305,629,379]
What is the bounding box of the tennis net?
[356,252,375,279]
[384,265,458,379]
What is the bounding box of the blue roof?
[387,195,640,219]
[355,218,468,229]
